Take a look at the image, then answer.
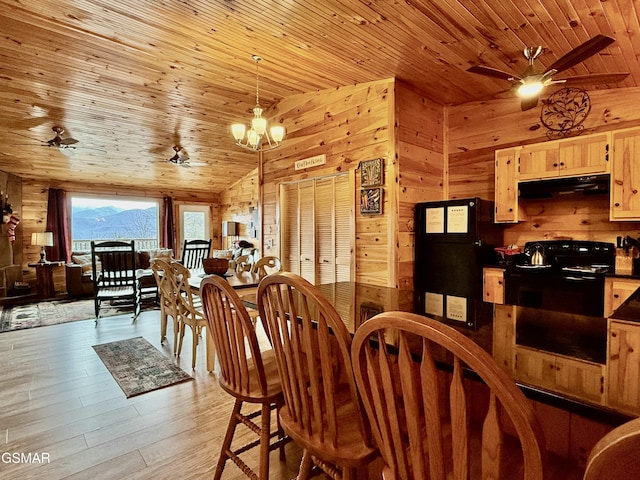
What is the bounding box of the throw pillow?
[213,249,233,260]
[72,253,94,273]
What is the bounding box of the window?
[70,196,159,251]
[177,203,211,245]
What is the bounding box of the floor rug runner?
[92,337,193,398]
[0,299,156,332]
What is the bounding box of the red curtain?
[45,188,71,263]
[162,196,176,255]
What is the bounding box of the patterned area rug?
[0,299,154,332]
[92,337,193,398]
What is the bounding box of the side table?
[28,261,65,299]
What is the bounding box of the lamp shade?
[270,125,285,142]
[231,123,246,141]
[31,232,53,247]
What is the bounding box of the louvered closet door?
[333,174,351,282]
[280,173,352,285]
[315,178,335,284]
[281,183,300,275]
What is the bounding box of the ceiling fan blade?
[556,72,629,86]
[467,65,520,82]
[9,132,45,143]
[77,146,107,155]
[59,137,79,145]
[521,95,539,111]
[545,34,616,75]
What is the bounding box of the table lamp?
[32,232,54,263]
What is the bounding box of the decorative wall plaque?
[360,158,384,187]
[541,87,591,139]
[360,188,382,215]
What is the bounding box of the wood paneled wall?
[219,168,260,252]
[261,79,394,286]
[256,79,445,287]
[396,82,445,288]
[447,87,640,246]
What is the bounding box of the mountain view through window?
[71,197,159,251]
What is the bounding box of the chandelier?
[231,55,285,152]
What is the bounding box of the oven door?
[504,270,605,316]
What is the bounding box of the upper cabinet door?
[519,142,560,181]
[494,147,519,223]
[519,132,610,181]
[559,132,610,175]
[611,128,640,220]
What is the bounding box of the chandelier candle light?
[32,232,54,263]
[231,55,285,152]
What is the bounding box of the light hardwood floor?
[0,308,309,480]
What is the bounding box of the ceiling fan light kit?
[468,34,629,111]
[231,55,285,152]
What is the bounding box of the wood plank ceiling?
[0,0,638,196]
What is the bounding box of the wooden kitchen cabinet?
[492,304,516,373]
[515,346,605,404]
[494,147,519,223]
[483,267,504,304]
[607,319,640,413]
[604,277,640,318]
[519,132,610,181]
[611,127,640,220]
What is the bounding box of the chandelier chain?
[255,56,261,107]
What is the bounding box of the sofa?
[66,248,173,297]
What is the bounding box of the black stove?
[505,240,614,316]
[517,240,615,272]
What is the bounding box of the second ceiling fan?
[467,34,629,110]
[167,145,206,167]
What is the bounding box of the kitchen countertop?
[609,284,640,323]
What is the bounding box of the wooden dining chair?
[169,261,207,369]
[180,238,212,269]
[351,310,549,480]
[584,417,640,480]
[151,258,179,352]
[200,274,289,480]
[257,272,379,480]
[252,256,282,277]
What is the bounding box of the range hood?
[519,174,610,199]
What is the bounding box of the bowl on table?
[202,257,229,275]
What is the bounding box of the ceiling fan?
[11,126,106,156]
[467,34,629,110]
[167,145,206,167]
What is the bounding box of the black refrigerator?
[414,197,502,329]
